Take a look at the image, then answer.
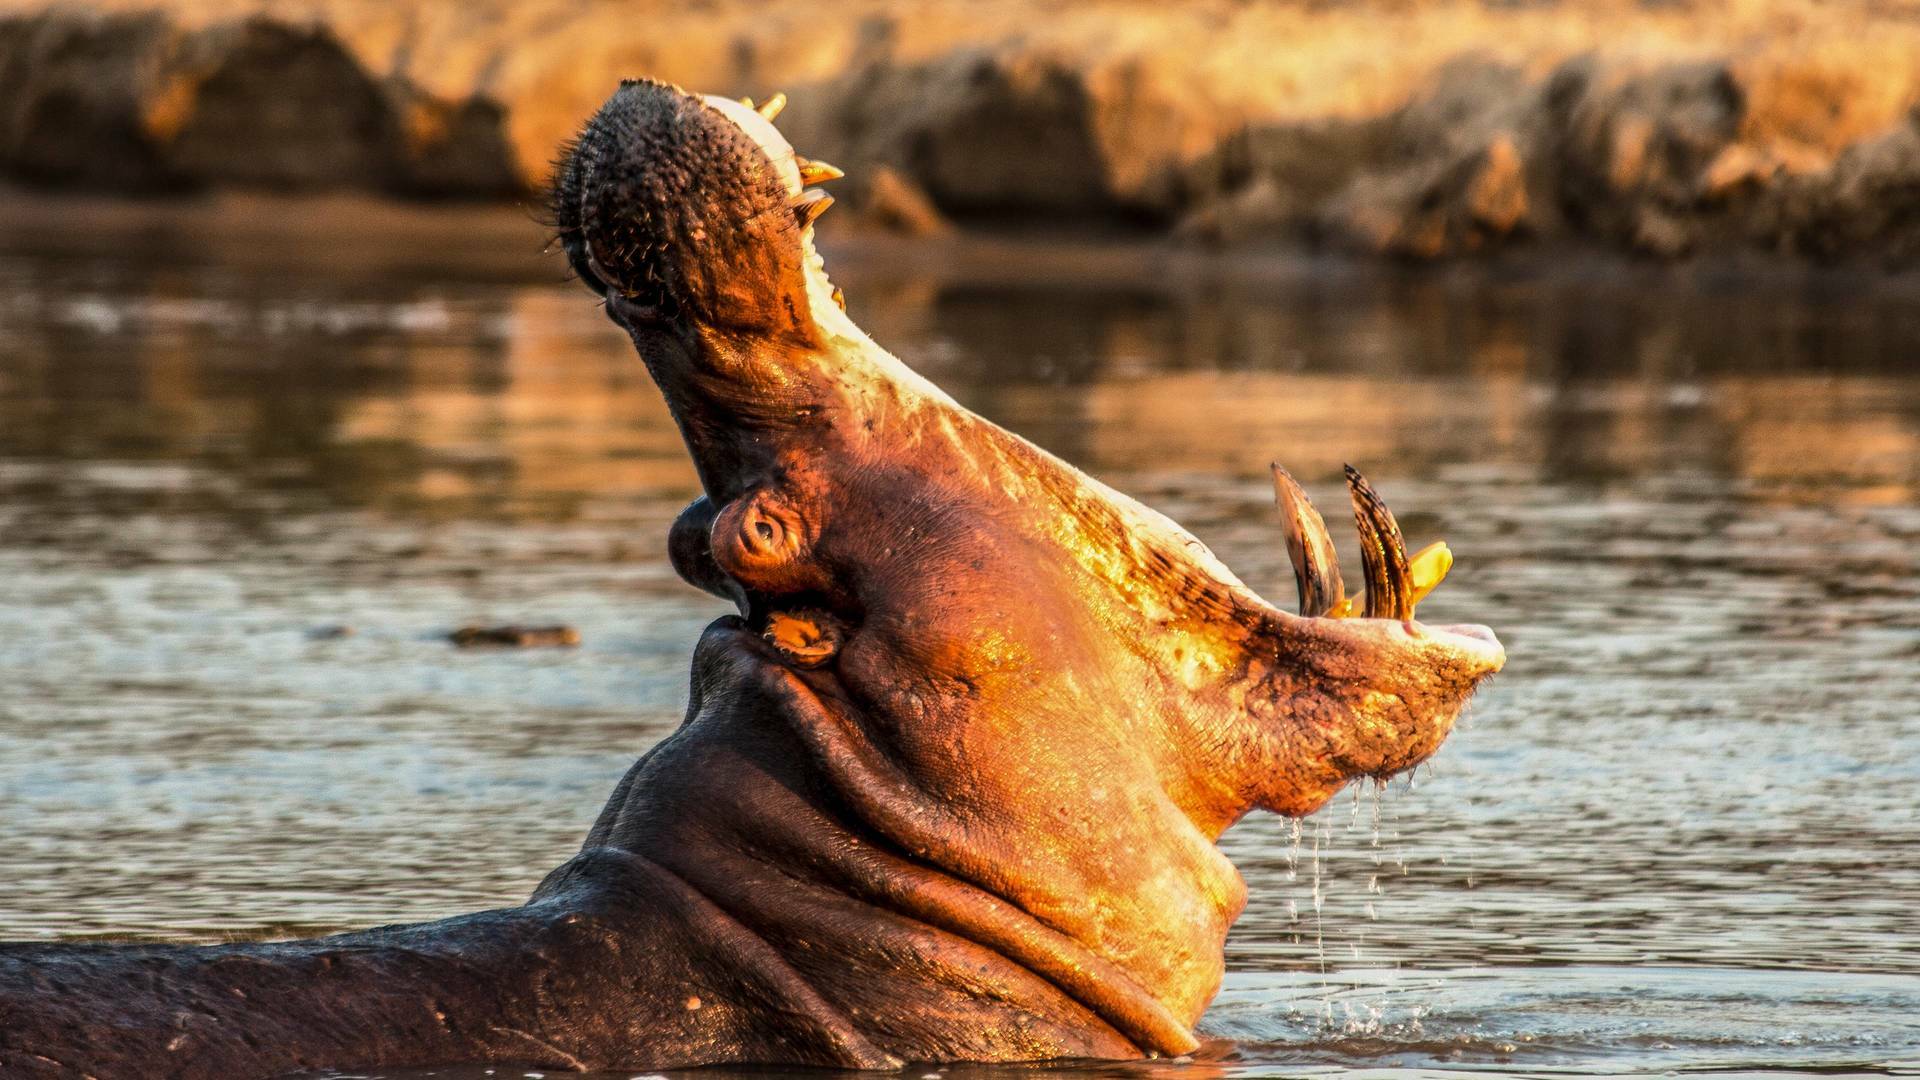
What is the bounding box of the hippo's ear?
[553,80,816,342]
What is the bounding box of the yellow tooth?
[793,191,833,229]
[796,157,844,185]
[757,92,787,120]
[1408,541,1453,608]
[831,286,846,310]
[1324,542,1450,618]
[739,96,755,110]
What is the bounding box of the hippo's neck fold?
[762,661,1206,1057]
[591,623,1242,1063]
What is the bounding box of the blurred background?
[0,2,1915,1077]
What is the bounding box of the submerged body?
[0,82,1503,1077]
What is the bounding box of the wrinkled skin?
[0,81,1503,1077]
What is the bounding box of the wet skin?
[0,82,1503,1077]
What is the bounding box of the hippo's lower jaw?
[0,82,1503,1076]
[562,615,1215,1063]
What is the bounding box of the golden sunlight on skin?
[547,80,1507,1057]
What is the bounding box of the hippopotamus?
[0,81,1504,1077]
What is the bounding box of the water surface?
[0,196,1915,1078]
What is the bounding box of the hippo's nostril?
[740,505,790,556]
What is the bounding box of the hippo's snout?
[551,81,837,344]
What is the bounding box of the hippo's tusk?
[1270,464,1346,617]
[793,190,833,230]
[757,92,788,120]
[1345,464,1413,620]
[796,157,844,186]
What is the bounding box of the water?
[0,195,1916,1078]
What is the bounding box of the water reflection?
[0,200,1915,1076]
[3,236,1915,514]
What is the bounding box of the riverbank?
[14,186,1920,291]
[4,0,1920,264]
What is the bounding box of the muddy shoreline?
[8,186,1920,298]
[5,1,1920,265]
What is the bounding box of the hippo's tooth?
[793,190,833,230]
[1270,464,1346,617]
[831,286,846,311]
[757,92,788,120]
[796,157,845,185]
[1345,464,1413,620]
[1407,540,1453,608]
[738,96,755,109]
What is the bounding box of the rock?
[1779,118,1920,262]
[164,18,397,189]
[844,164,951,235]
[6,0,1920,263]
[0,9,517,194]
[1237,60,1539,258]
[0,10,181,189]
[1176,174,1302,245]
[1549,57,1745,251]
[1465,134,1529,235]
[450,624,581,648]
[385,84,520,197]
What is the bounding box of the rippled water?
[0,195,1915,1078]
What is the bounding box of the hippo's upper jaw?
[553,80,1504,1062]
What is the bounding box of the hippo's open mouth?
[557,90,847,330]
[554,83,1499,676]
[700,457,1507,714]
[550,78,1505,1054]
[1270,462,1505,668]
